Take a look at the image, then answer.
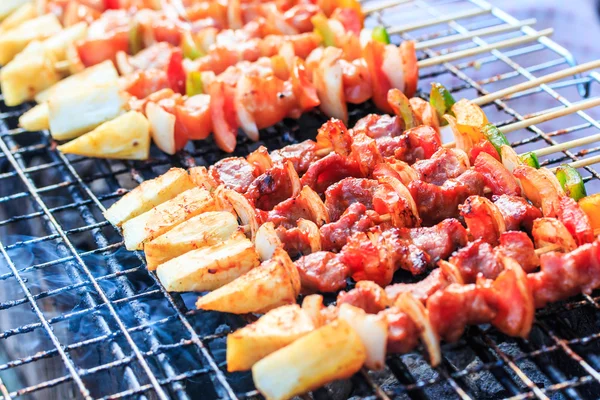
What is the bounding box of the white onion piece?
[513,165,560,217]
[444,114,473,153]
[146,102,176,155]
[234,75,260,141]
[255,222,282,262]
[381,45,405,93]
[301,294,325,328]
[216,187,259,240]
[297,186,330,226]
[338,304,388,371]
[500,145,521,174]
[359,29,373,48]
[297,219,321,253]
[313,47,348,123]
[395,292,441,366]
[438,260,464,285]
[283,161,302,199]
[378,176,419,224]
[532,217,577,252]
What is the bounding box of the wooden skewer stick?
[418,28,553,68]
[387,8,490,34]
[534,132,600,158]
[363,0,413,15]
[499,97,600,135]
[548,154,600,171]
[472,59,600,106]
[415,19,537,50]
[443,97,600,149]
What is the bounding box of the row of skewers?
[1,0,557,157]
[103,75,600,399]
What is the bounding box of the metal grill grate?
[1,0,600,398]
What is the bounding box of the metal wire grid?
[0,0,599,399]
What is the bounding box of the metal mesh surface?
[1,0,600,398]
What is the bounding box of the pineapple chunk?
[0,14,62,65]
[156,233,260,292]
[48,83,126,140]
[196,247,300,314]
[0,0,30,21]
[42,22,88,61]
[35,60,119,103]
[145,211,238,270]
[104,168,196,226]
[0,3,35,33]
[252,320,367,400]
[0,43,60,106]
[227,305,315,372]
[58,111,150,160]
[19,103,49,131]
[122,187,215,250]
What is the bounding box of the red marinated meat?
[324,178,378,221]
[245,163,297,210]
[350,133,384,175]
[413,148,469,186]
[300,152,364,194]
[529,239,600,308]
[401,218,468,263]
[427,283,497,342]
[449,239,504,283]
[474,152,521,196]
[337,282,388,314]
[270,140,318,175]
[493,194,542,233]
[382,308,420,354]
[374,227,430,276]
[556,195,594,245]
[376,126,441,164]
[276,226,313,259]
[295,252,349,293]
[409,169,486,226]
[320,203,376,252]
[209,157,259,193]
[459,195,503,245]
[496,231,539,273]
[339,231,395,286]
[352,114,403,139]
[385,268,447,303]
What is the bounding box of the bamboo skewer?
[414,19,537,50]
[418,28,553,68]
[550,154,600,171]
[387,8,491,34]
[443,97,600,149]
[499,97,600,134]
[363,0,413,15]
[472,60,600,106]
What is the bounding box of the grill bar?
[1,0,600,399]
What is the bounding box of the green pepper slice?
[371,26,391,44]
[430,82,455,126]
[186,71,204,96]
[518,152,540,169]
[129,20,143,55]
[312,14,337,47]
[182,31,203,60]
[482,124,510,157]
[556,164,587,201]
[388,89,416,129]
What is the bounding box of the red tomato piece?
[363,40,393,114]
[167,49,186,94]
[174,95,213,140]
[208,81,239,153]
[469,140,501,165]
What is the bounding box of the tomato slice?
[208,81,239,153]
[167,49,186,94]
[122,69,170,99]
[469,140,501,165]
[363,40,393,114]
[330,8,362,35]
[400,40,418,98]
[174,95,213,140]
[291,58,320,111]
[77,34,129,66]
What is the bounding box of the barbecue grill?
[2,0,600,399]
